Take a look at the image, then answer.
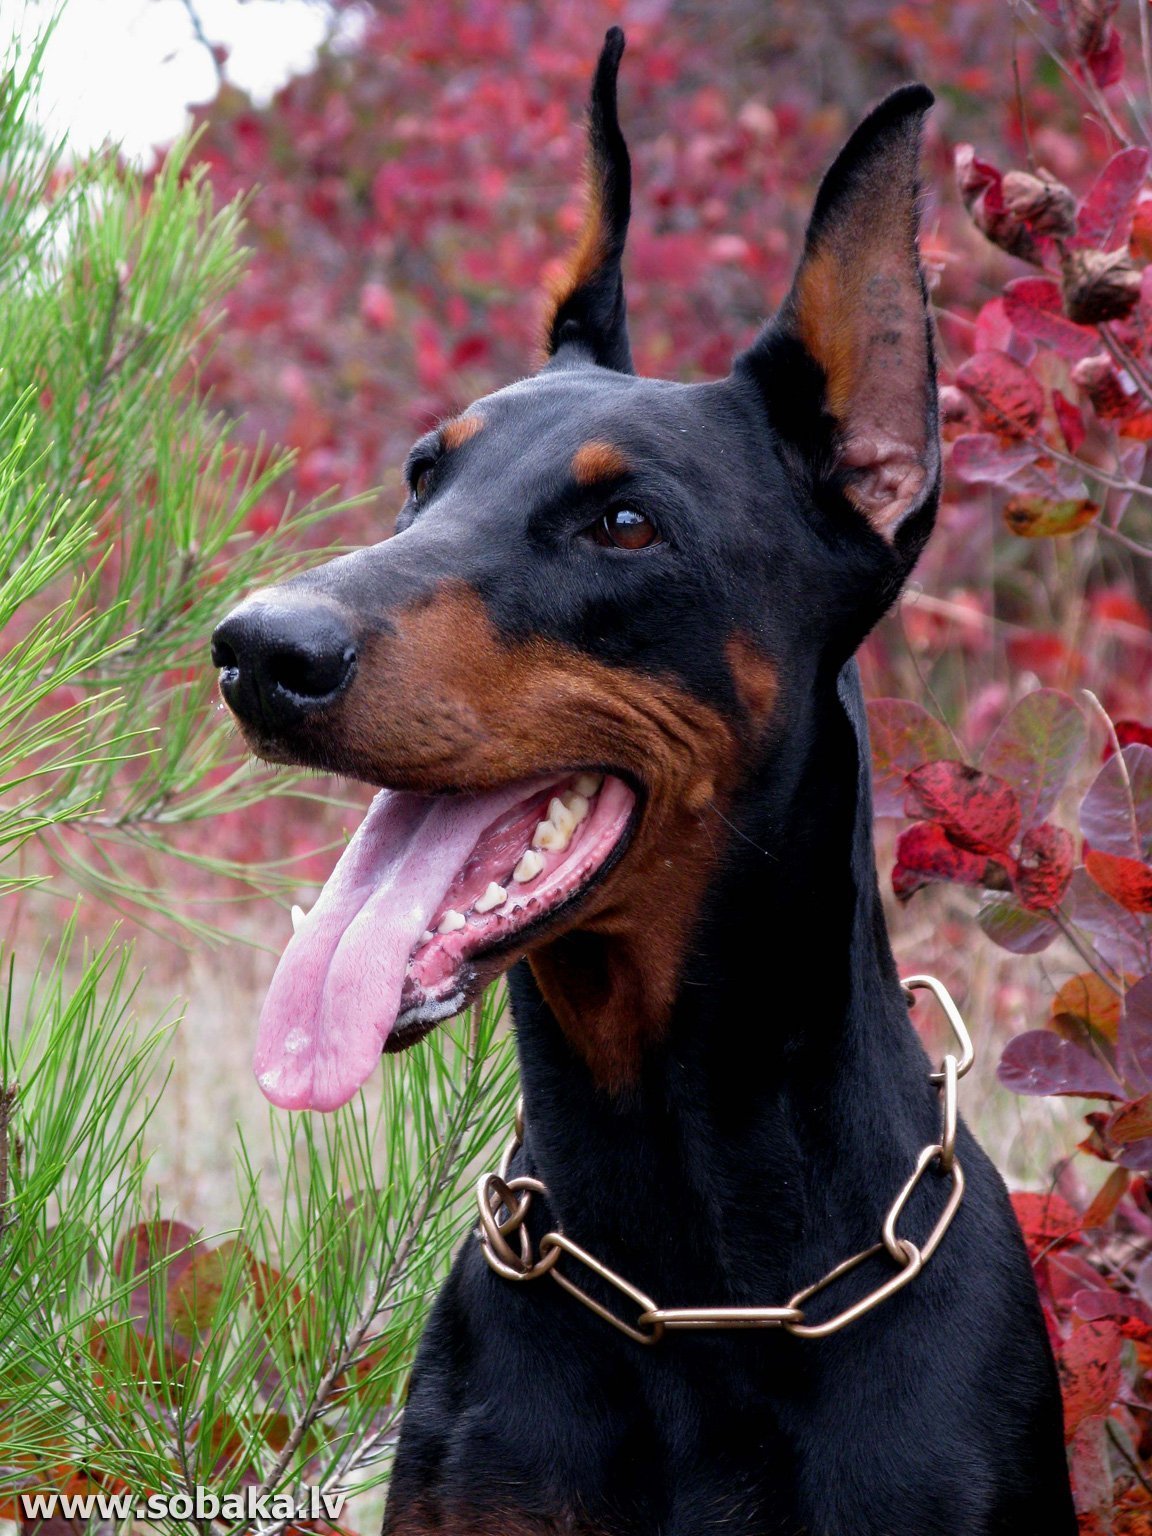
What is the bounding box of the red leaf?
[977,892,1060,953]
[115,1220,198,1277]
[1085,849,1152,912]
[1081,742,1152,858]
[891,822,992,901]
[1007,630,1078,683]
[980,689,1087,828]
[904,760,1021,856]
[1082,26,1126,91]
[955,349,1045,437]
[998,1031,1123,1099]
[1075,149,1150,251]
[1108,1092,1152,1145]
[1072,1288,1152,1350]
[1003,278,1099,361]
[949,433,1038,485]
[1003,496,1100,538]
[1053,390,1087,453]
[1015,822,1075,910]
[1110,720,1152,756]
[1081,1166,1131,1228]
[1011,1190,1081,1256]
[866,699,954,817]
[1058,1320,1123,1439]
[1119,975,1152,1092]
[1051,973,1123,1044]
[1131,196,1152,260]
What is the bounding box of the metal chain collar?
[475,975,973,1346]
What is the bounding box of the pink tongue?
[255,779,552,1111]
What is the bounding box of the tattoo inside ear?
[739,86,939,544]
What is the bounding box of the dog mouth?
[254,771,636,1111]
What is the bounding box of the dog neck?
[507,660,941,1304]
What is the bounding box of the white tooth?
[474,881,507,913]
[513,849,545,883]
[291,904,308,934]
[437,909,466,933]
[548,797,575,837]
[418,930,434,946]
[559,791,589,823]
[532,817,569,852]
[573,773,602,798]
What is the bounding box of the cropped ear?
[737,86,939,547]
[543,28,633,374]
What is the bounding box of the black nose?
[211,597,357,733]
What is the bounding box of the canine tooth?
[474,881,507,913]
[291,904,308,934]
[437,909,466,933]
[513,849,545,883]
[573,773,602,798]
[532,817,570,852]
[418,930,434,946]
[559,790,589,823]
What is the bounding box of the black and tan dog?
[212,31,1076,1535]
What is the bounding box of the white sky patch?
[4,0,341,163]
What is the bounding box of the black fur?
[546,28,633,373]
[213,36,1076,1536]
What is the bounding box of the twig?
[1108,1419,1152,1496]
[1095,520,1152,560]
[1052,910,1123,992]
[1009,2,1036,171]
[1099,326,1152,415]
[0,1082,17,1243]
[177,0,226,90]
[1081,689,1143,857]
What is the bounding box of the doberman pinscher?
[212,31,1077,1536]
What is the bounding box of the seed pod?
[1072,353,1131,419]
[955,144,1043,264]
[1061,247,1141,325]
[1001,169,1077,239]
[1067,0,1118,57]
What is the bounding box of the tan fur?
[724,634,779,727]
[440,413,485,451]
[571,440,630,485]
[542,159,607,346]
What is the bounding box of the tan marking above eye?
[571,440,630,485]
[440,414,485,451]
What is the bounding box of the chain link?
[476,974,971,1343]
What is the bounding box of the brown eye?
[593,507,660,550]
[412,465,434,501]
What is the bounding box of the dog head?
[212,30,939,1108]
